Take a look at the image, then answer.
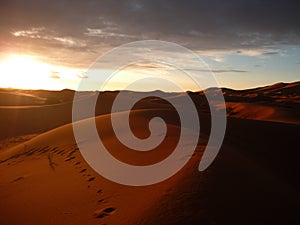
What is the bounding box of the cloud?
[133,62,171,69]
[198,49,268,62]
[197,48,286,63]
[11,27,86,48]
[262,51,280,55]
[12,27,45,38]
[236,49,265,57]
[1,0,300,68]
[127,61,248,74]
[236,49,284,57]
[237,49,287,57]
[85,28,135,38]
[77,71,88,78]
[49,71,60,79]
[212,69,248,73]
[184,68,248,73]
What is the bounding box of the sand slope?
[226,102,300,124]
[0,109,206,225]
[0,82,299,140]
[0,109,299,225]
[0,82,299,224]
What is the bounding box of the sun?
[0,54,63,90]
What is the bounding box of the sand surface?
[0,82,299,224]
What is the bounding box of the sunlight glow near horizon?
[0,55,208,92]
[0,54,84,90]
[0,49,299,92]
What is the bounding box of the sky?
[0,0,299,91]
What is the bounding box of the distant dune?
[0,81,299,140]
[223,82,300,124]
[0,82,299,224]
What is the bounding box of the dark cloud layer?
[1,0,300,67]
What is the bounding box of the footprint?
[97,189,102,194]
[52,147,59,153]
[103,208,115,213]
[97,199,104,203]
[87,177,95,182]
[39,146,50,154]
[65,156,75,162]
[80,169,87,173]
[57,150,65,155]
[68,150,77,155]
[25,150,35,156]
[95,207,116,218]
[11,176,24,183]
[75,162,81,165]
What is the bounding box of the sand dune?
[226,102,300,124]
[0,82,299,140]
[0,88,75,106]
[222,81,300,107]
[0,82,299,224]
[0,101,73,140]
[222,81,300,124]
[0,109,205,225]
[0,110,299,224]
[0,91,108,139]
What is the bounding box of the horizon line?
[0,80,299,93]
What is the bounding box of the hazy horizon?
[1,80,299,93]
